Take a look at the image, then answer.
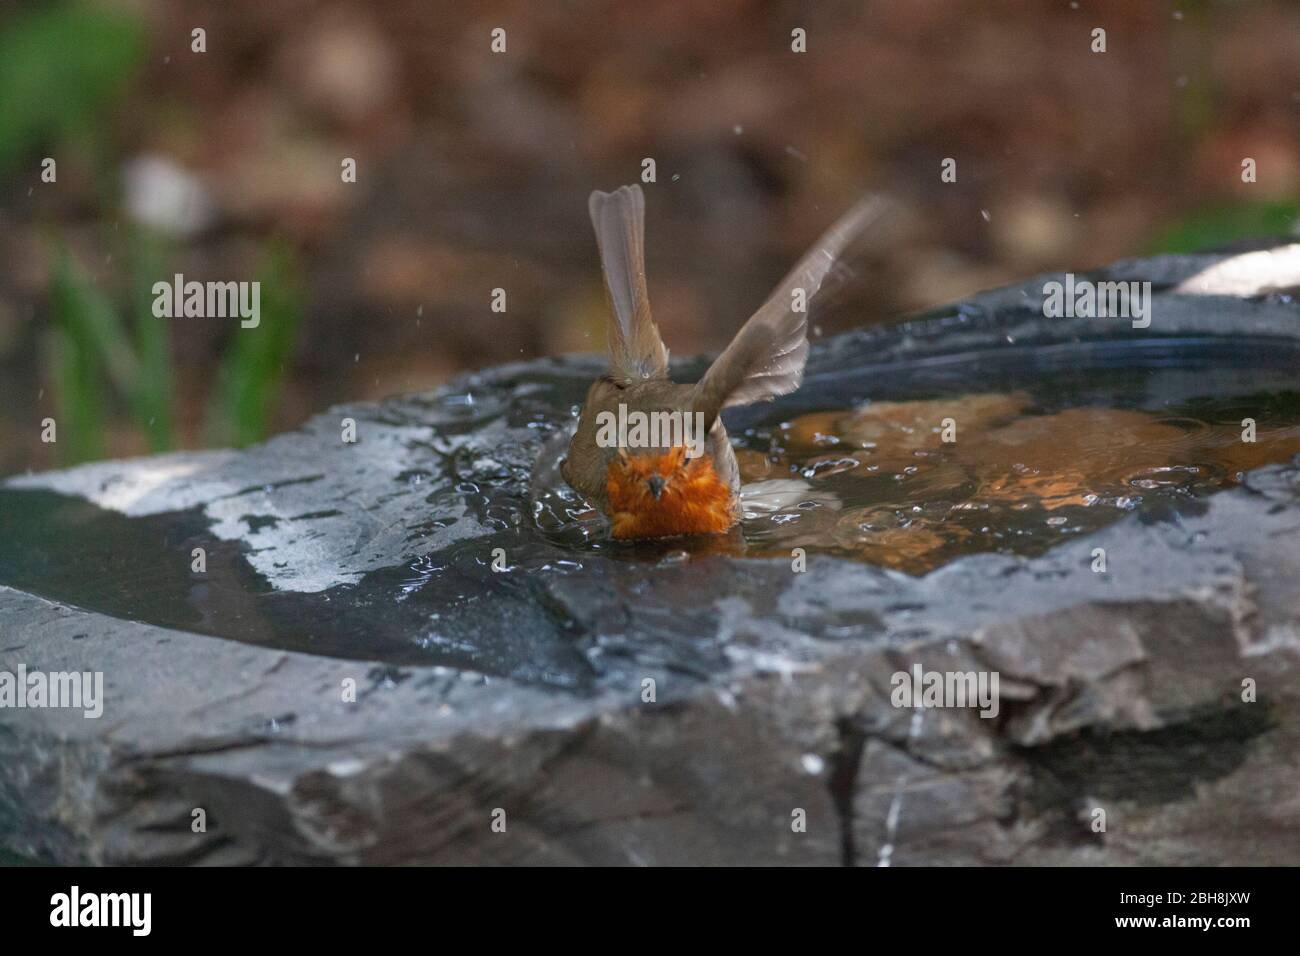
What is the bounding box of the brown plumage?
[560,184,883,539]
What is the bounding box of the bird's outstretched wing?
[692,195,887,426]
[589,185,670,382]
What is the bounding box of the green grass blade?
[127,230,176,450]
[49,252,110,463]
[208,241,305,447]
[49,249,139,396]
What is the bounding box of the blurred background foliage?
[0,1,146,175]
[1,0,1297,473]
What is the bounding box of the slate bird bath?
[2,243,1299,865]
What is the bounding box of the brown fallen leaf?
[830,505,967,573]
[837,392,1030,454]
[961,407,1197,507]
[1207,425,1300,480]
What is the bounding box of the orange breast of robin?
[606,449,738,539]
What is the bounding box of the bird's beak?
[647,475,666,500]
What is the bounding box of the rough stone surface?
[1,243,1298,865]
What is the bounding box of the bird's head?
[604,446,736,539]
[607,445,689,505]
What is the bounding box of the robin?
[559,184,882,540]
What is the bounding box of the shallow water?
[1,337,1298,683]
[732,387,1300,573]
[534,354,1300,574]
